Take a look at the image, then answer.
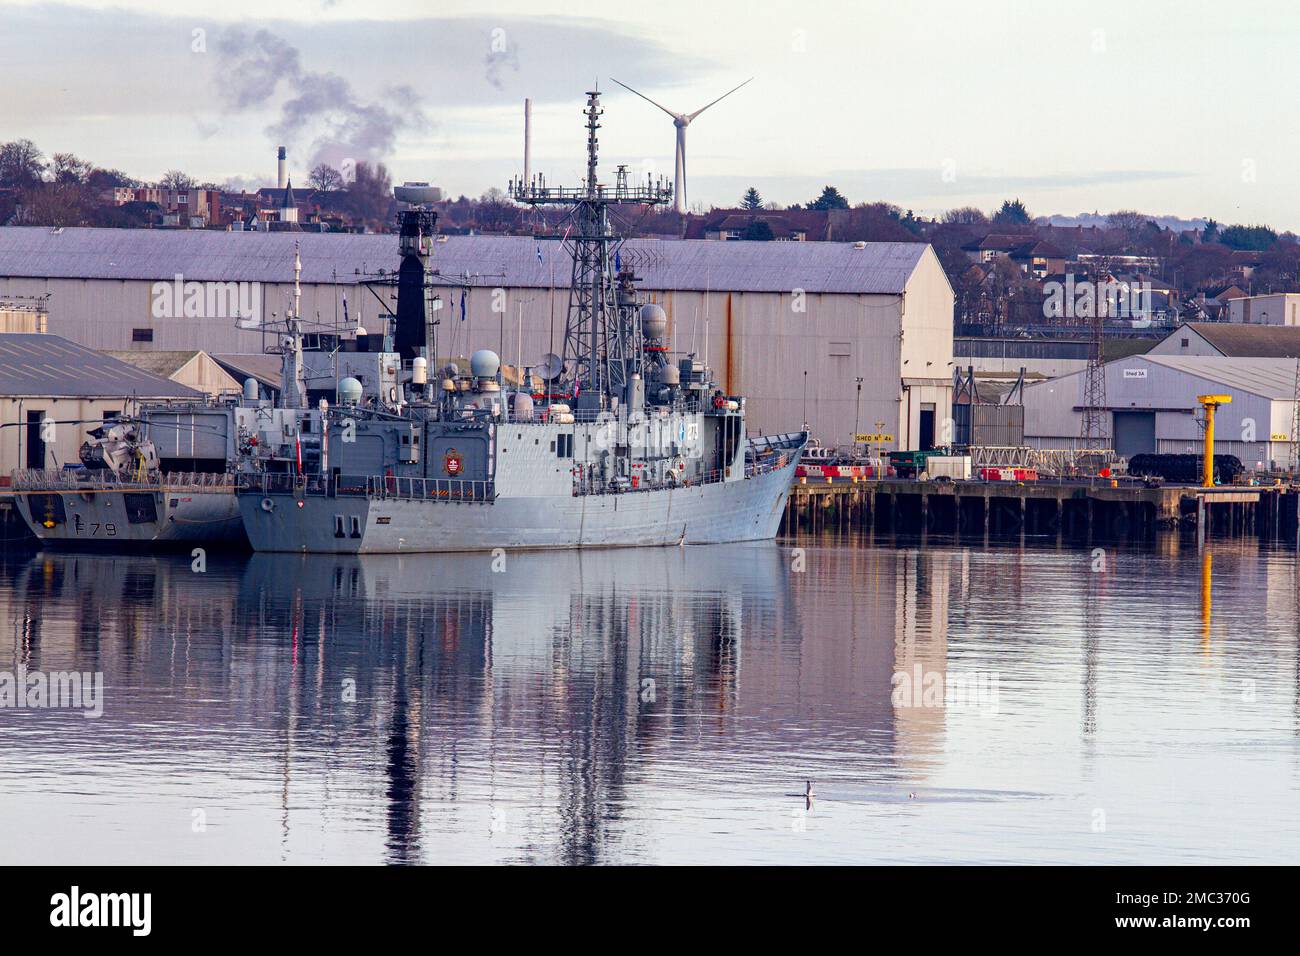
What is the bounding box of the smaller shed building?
[0,333,201,479]
[1024,354,1300,467]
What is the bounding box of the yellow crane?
[1197,394,1232,488]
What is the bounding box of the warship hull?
[13,475,245,548]
[238,444,802,554]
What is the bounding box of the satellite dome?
[338,377,363,405]
[355,326,368,337]
[640,303,668,339]
[470,349,500,378]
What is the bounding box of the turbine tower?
[610,77,752,215]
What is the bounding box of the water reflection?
[0,535,1298,864]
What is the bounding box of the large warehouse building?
[0,227,954,450]
[1023,354,1300,466]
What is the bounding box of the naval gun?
[79,420,159,479]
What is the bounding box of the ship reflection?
[0,543,967,864]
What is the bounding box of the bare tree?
[476,187,518,232]
[0,139,46,187]
[943,206,988,226]
[159,169,196,191]
[345,161,393,226]
[51,153,94,184]
[308,163,344,192]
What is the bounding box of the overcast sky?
[3,0,1298,228]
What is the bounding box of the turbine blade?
[610,77,679,120]
[686,78,753,121]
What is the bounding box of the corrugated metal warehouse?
[0,227,954,450]
[1023,354,1300,467]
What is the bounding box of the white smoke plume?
[217,27,429,170]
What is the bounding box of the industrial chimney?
[523,99,532,187]
[277,146,287,190]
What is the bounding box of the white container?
[925,455,972,480]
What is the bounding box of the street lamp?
[853,376,863,456]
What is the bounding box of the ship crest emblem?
[443,449,463,476]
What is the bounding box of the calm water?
[1,533,1297,865]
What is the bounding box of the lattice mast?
[511,89,673,410]
[1079,306,1108,450]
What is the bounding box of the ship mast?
[511,88,672,411]
[279,241,306,409]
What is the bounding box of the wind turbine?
[610,77,753,215]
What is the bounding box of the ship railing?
[364,475,494,503]
[238,472,494,504]
[502,400,708,425]
[9,469,234,493]
[571,451,793,497]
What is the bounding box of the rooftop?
[0,334,203,398]
[1141,354,1300,400]
[0,226,931,295]
[1177,323,1300,358]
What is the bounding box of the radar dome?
[470,349,501,379]
[338,377,364,405]
[640,303,668,340]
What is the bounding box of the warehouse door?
[1112,411,1156,458]
[26,411,46,470]
[919,403,936,450]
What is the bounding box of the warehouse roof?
[1141,355,1300,400]
[1176,323,1300,358]
[102,349,203,378]
[1025,354,1300,402]
[0,226,931,295]
[212,353,283,392]
[0,334,202,398]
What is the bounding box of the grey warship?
[237,89,806,554]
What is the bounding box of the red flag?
[296,433,302,475]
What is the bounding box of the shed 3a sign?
[1122,368,1147,379]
